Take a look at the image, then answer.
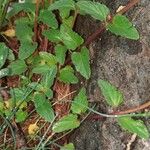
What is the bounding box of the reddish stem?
[34,0,40,42]
[88,101,150,120]
[84,0,141,46]
[84,25,106,46]
[117,0,140,15]
[113,101,150,115]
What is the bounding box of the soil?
[70,0,150,150]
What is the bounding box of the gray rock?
[71,0,150,150]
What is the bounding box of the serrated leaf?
[55,44,67,65]
[71,47,91,79]
[39,52,57,66]
[0,68,10,78]
[118,117,149,139]
[98,80,123,107]
[60,24,84,50]
[15,18,34,43]
[7,2,35,18]
[44,88,53,99]
[42,29,61,42]
[0,100,4,112]
[28,82,43,90]
[71,88,88,114]
[9,60,27,75]
[39,10,58,29]
[34,92,55,122]
[15,17,33,26]
[49,0,75,11]
[52,114,80,133]
[10,87,30,104]
[27,55,41,66]
[107,15,139,40]
[0,43,9,68]
[63,16,74,28]
[41,65,57,87]
[76,1,110,21]
[29,82,53,99]
[59,66,78,84]
[61,143,75,150]
[19,42,37,60]
[32,64,50,74]
[8,49,15,61]
[59,8,71,19]
[15,110,28,123]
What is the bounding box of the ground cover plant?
[0,0,149,149]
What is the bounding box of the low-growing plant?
[0,0,149,149]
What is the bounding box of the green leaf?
[60,24,84,50]
[39,10,58,29]
[59,66,78,84]
[71,88,88,114]
[20,75,30,86]
[76,1,110,21]
[61,143,75,150]
[41,65,57,87]
[42,29,62,42]
[0,100,4,112]
[107,15,139,40]
[19,42,37,60]
[29,82,53,99]
[32,64,50,74]
[63,16,74,28]
[10,87,30,104]
[49,0,75,11]
[15,110,28,123]
[55,44,67,65]
[29,82,43,90]
[15,18,34,43]
[59,8,71,19]
[0,43,9,68]
[8,49,15,61]
[0,68,10,78]
[39,52,57,66]
[71,47,91,79]
[9,60,27,75]
[118,117,149,139]
[98,80,123,107]
[34,92,55,122]
[52,114,80,133]
[10,88,26,100]
[7,2,35,18]
[44,88,53,99]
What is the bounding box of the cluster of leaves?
[98,80,149,139]
[0,0,149,149]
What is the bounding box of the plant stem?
[84,25,105,46]
[72,10,78,28]
[34,0,40,42]
[73,100,150,118]
[117,0,140,15]
[113,101,150,115]
[84,0,141,46]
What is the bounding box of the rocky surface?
[71,0,150,149]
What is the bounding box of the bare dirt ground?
[70,0,150,149]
